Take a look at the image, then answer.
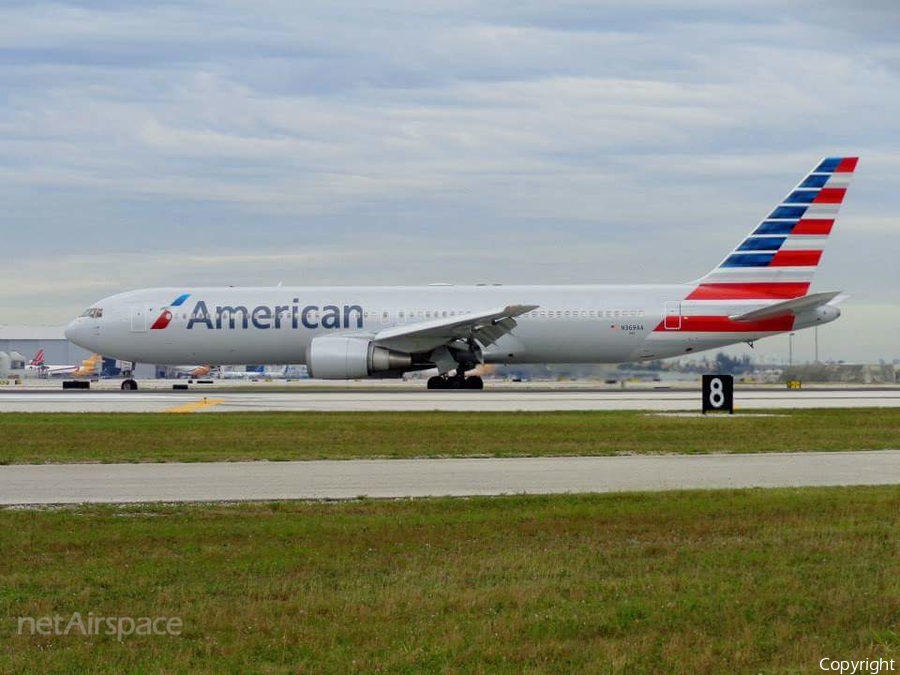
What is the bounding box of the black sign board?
[702,374,734,414]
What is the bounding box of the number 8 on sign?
[702,375,733,414]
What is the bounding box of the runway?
[2,451,898,505]
[2,387,900,412]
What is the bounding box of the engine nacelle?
[307,336,412,379]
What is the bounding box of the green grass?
[2,488,900,673]
[1,409,899,464]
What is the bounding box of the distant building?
[0,325,154,378]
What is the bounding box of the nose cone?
[65,319,86,347]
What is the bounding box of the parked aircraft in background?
[170,364,214,378]
[26,349,102,378]
[218,365,290,380]
[65,157,856,390]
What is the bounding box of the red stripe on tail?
[687,282,810,300]
[792,219,833,235]
[834,157,858,173]
[770,250,822,267]
[813,188,846,204]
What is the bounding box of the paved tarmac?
[1,451,898,505]
[2,388,900,412]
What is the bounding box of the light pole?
[789,332,795,367]
[815,326,819,363]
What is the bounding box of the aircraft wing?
[371,304,538,353]
[729,291,843,322]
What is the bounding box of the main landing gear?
[427,368,484,390]
[427,375,484,390]
[426,340,485,390]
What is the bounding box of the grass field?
[1,408,899,464]
[1,488,899,673]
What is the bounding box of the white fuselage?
[25,364,79,376]
[64,284,823,368]
[61,158,856,378]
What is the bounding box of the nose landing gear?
[120,362,138,391]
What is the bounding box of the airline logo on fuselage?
[184,300,364,331]
[151,293,191,330]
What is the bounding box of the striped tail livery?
[648,157,856,351]
[691,156,856,300]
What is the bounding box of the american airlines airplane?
[65,157,856,391]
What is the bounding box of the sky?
[1,0,898,363]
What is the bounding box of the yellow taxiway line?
[164,397,226,413]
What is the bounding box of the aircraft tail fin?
[30,349,45,366]
[74,354,102,377]
[689,157,857,301]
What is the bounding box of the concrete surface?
[2,388,900,412]
[1,451,898,505]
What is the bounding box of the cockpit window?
[80,308,103,318]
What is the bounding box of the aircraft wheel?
[121,379,138,391]
[466,376,484,390]
[448,377,464,390]
[426,376,445,390]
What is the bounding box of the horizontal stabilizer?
[730,291,842,322]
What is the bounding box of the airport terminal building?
[0,325,90,366]
[0,325,154,377]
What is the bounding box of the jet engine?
[307,336,412,379]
